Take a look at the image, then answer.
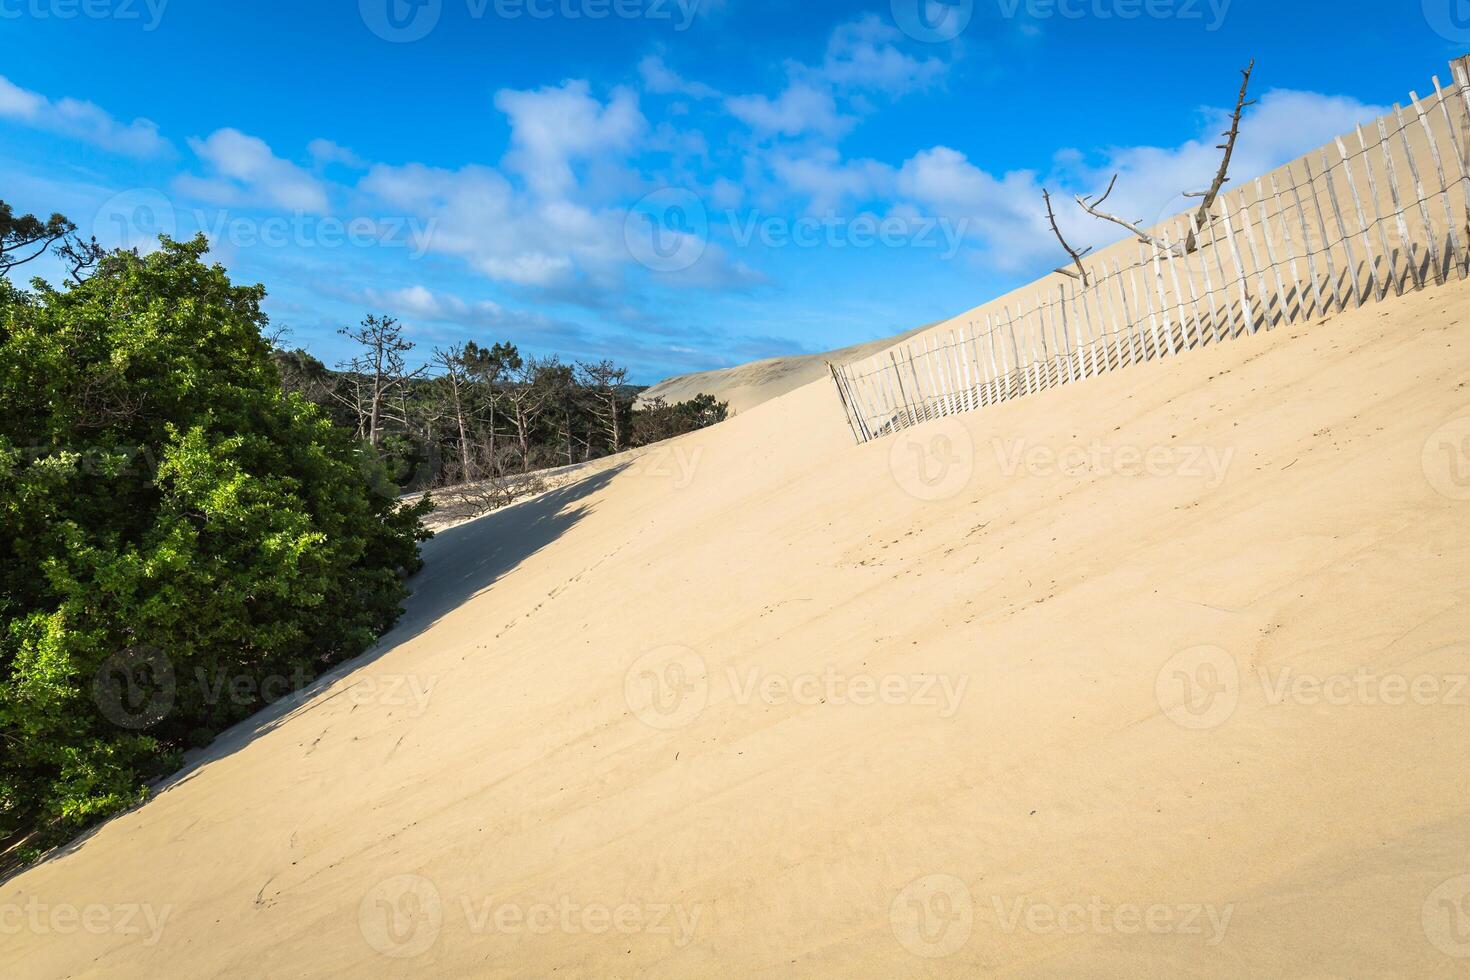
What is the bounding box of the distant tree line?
[272,313,728,495]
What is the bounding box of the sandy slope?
[637,321,934,414]
[4,279,1470,978]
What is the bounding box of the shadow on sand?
[12,463,625,879]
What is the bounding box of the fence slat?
[1284,163,1326,317]
[1158,229,1187,351]
[1356,126,1401,297]
[1218,207,1256,334]
[1300,158,1344,312]
[1238,202,1272,327]
[1395,102,1445,285]
[1375,118,1425,291]
[1413,89,1464,279]
[1334,137,1381,301]
[1430,78,1470,277]
[1204,207,1237,337]
[1252,179,1290,325]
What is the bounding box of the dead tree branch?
[1043,188,1092,285]
[1184,59,1257,251]
[1075,175,1171,253]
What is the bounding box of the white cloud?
[494,80,645,198]
[726,82,852,140]
[0,74,170,158]
[885,88,1392,270]
[819,15,948,94]
[359,160,623,291]
[183,129,328,212]
[308,138,367,170]
[639,55,720,100]
[769,148,895,214]
[722,16,954,146]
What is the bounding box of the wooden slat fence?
[829,64,1470,444]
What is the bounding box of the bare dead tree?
[334,314,425,448]
[1043,188,1092,285]
[432,346,475,481]
[501,356,560,473]
[1075,175,1171,253]
[1184,59,1257,252]
[576,359,629,453]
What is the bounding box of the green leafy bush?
[0,237,429,852]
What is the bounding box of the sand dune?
[3,275,1469,977]
[637,322,934,414]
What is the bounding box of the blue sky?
[1,0,1462,382]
